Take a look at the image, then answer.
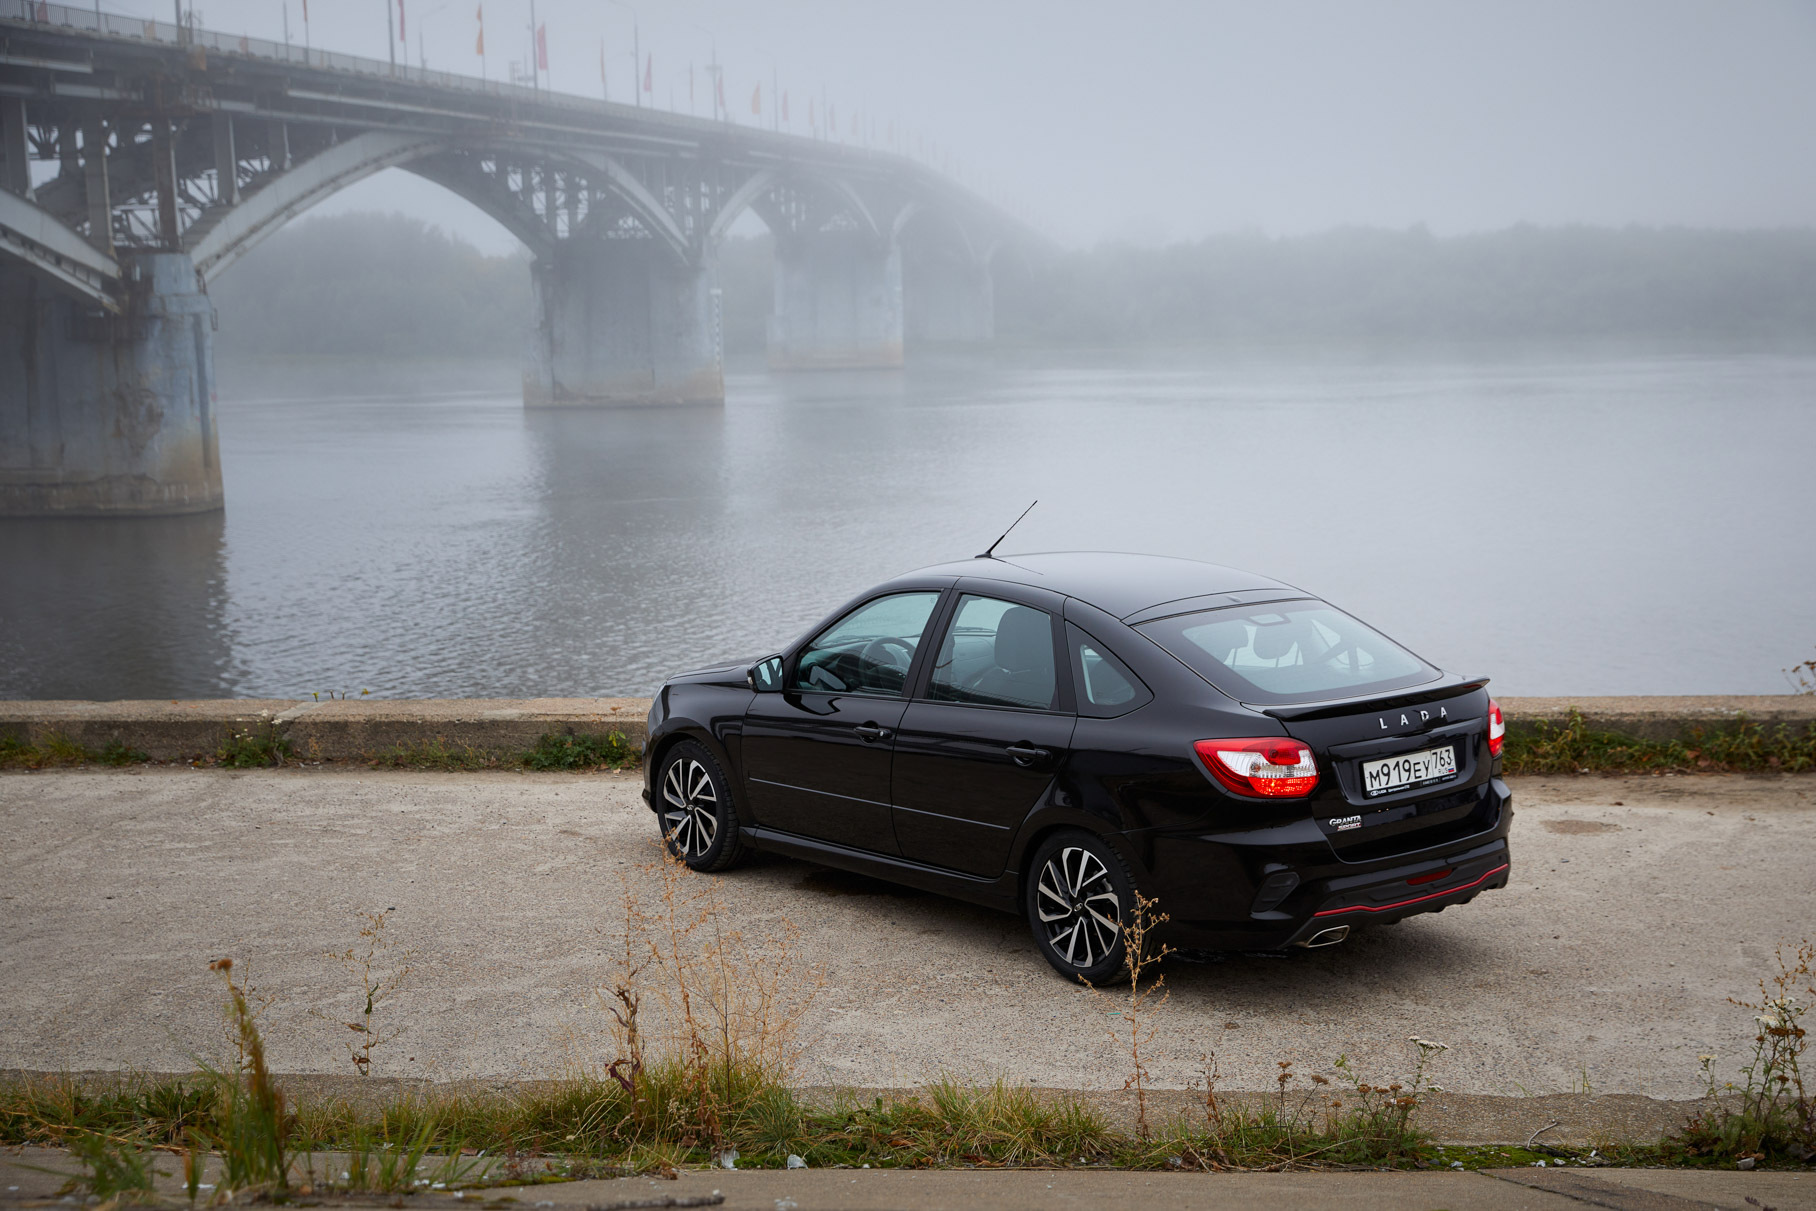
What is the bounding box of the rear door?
[741,590,945,855]
[890,587,1076,878]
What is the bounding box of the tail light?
[1487,698,1506,757]
[1194,737,1320,798]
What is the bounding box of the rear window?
[1136,601,1438,706]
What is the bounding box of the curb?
[0,696,1811,766]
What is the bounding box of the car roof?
[904,551,1297,621]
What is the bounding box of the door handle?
[853,724,893,742]
[1006,743,1052,766]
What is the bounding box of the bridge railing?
[0,0,970,187]
[0,0,598,112]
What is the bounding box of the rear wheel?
[1025,830,1137,984]
[656,740,745,872]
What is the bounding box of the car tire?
[1025,830,1140,984]
[655,740,745,872]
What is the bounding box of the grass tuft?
[524,731,640,771]
[215,724,294,769]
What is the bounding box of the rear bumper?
[1131,777,1514,952]
[1279,843,1510,945]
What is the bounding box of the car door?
[889,587,1077,878]
[740,589,945,855]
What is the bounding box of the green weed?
[368,738,504,770]
[215,724,293,769]
[1664,940,1815,1167]
[99,739,151,766]
[1504,709,1816,775]
[59,1130,162,1203]
[0,732,89,769]
[524,731,640,771]
[198,958,292,1195]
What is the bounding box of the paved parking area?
[1,768,1811,1105]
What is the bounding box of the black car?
[642,552,1511,982]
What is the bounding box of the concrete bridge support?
[904,249,995,345]
[524,237,723,407]
[768,231,904,370]
[0,253,222,516]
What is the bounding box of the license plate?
[1361,744,1458,797]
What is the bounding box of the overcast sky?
[136,0,1816,252]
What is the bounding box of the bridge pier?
[0,252,222,517]
[524,237,723,407]
[768,231,904,370]
[904,248,995,345]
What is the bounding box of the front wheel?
[1025,830,1137,984]
[656,740,745,872]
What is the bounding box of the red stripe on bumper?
[1312,863,1510,917]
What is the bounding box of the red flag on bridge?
[643,53,652,94]
[751,83,760,116]
[475,4,483,55]
[781,91,788,122]
[34,1,48,20]
[397,0,405,41]
[536,23,548,70]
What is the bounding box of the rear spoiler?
[1256,677,1491,723]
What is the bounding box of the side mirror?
[748,655,785,692]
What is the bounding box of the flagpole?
[386,0,395,72]
[528,0,539,90]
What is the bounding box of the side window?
[1068,624,1153,717]
[791,592,940,697]
[928,595,1058,711]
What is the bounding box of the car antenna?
[977,500,1037,560]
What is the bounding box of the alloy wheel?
[1035,845,1123,969]
[661,757,719,859]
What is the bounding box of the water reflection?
[0,512,241,698]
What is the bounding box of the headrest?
[1250,620,1301,662]
[993,606,1051,673]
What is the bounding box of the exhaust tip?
[1297,925,1350,949]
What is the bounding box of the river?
[1,345,1811,700]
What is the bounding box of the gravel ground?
[1,768,1811,1098]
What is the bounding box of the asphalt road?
[2,768,1811,1101]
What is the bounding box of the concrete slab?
[1,768,1811,1132]
[4,1147,1814,1211]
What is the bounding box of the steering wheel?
[860,637,915,679]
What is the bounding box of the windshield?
[1136,601,1438,705]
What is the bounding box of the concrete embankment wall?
[1,695,1812,765]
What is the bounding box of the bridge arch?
[190,131,444,283]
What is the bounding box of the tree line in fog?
[997,225,1816,345]
[213,212,1816,359]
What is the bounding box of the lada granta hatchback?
[643,552,1511,982]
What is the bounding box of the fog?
[134,0,1816,250]
[8,0,1815,701]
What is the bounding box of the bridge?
[0,2,1026,516]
